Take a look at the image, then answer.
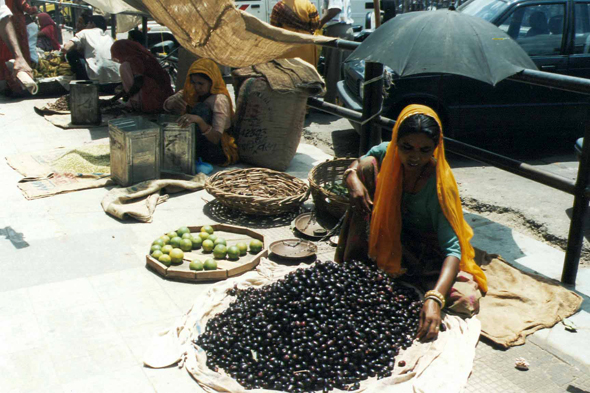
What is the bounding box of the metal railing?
[316,38,590,286]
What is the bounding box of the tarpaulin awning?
[115,0,335,68]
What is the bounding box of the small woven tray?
[205,168,309,216]
[308,157,355,219]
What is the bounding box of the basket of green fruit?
[308,157,355,219]
[146,224,267,282]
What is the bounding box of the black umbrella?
[347,10,537,86]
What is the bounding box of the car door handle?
[541,65,557,71]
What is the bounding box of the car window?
[459,0,510,22]
[574,2,590,53]
[498,4,565,56]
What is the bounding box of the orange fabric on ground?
[368,104,488,293]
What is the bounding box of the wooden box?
[158,114,196,175]
[109,116,161,186]
[146,224,267,282]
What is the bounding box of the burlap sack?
[233,77,308,171]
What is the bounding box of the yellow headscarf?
[283,0,314,23]
[183,59,238,166]
[368,105,488,293]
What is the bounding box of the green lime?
[227,246,240,261]
[202,239,215,253]
[190,235,202,249]
[169,248,184,265]
[180,238,193,252]
[203,258,217,270]
[199,232,210,241]
[152,238,164,247]
[150,244,162,253]
[214,237,227,246]
[161,245,173,254]
[166,231,178,239]
[158,254,172,267]
[249,239,263,254]
[213,244,227,259]
[182,233,192,239]
[160,235,170,245]
[208,234,218,244]
[236,242,248,256]
[170,236,182,248]
[189,260,204,271]
[177,226,191,237]
[151,250,164,259]
[202,225,214,235]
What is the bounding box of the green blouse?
[365,142,462,259]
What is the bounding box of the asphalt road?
[302,110,590,266]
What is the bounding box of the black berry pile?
[196,260,422,392]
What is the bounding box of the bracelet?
[343,168,357,181]
[424,290,446,309]
[425,296,443,308]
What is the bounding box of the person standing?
[0,0,32,79]
[0,0,36,94]
[270,0,321,67]
[320,0,353,104]
[61,15,119,83]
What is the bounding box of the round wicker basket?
[308,157,355,219]
[205,168,309,216]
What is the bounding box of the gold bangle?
[424,290,446,309]
[425,296,443,308]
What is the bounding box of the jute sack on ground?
[6,143,113,199]
[232,59,325,171]
[476,250,583,347]
[101,173,207,223]
[143,259,481,393]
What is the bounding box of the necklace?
[405,163,430,194]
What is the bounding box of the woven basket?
[205,168,310,216]
[308,158,355,219]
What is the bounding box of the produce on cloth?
[196,259,422,392]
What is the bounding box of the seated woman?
[336,105,487,342]
[36,13,61,52]
[110,40,173,113]
[163,58,238,166]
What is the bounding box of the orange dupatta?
[368,105,488,293]
[183,59,239,166]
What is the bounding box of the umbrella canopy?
[347,10,537,86]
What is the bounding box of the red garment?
[37,13,60,50]
[110,39,173,113]
[0,0,36,86]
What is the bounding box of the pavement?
[1,91,589,393]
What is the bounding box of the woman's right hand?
[347,173,373,214]
[166,93,187,114]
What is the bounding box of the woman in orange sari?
[336,105,487,342]
[163,58,238,166]
[270,0,320,67]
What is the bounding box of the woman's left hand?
[178,114,201,128]
[416,299,442,341]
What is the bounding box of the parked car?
[337,0,590,140]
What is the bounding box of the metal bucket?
[70,80,101,125]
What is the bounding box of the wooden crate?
[146,224,267,282]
